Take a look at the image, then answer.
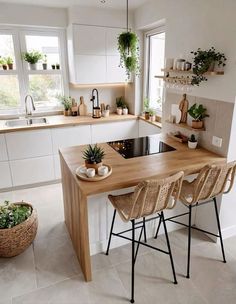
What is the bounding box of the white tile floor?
[0,183,236,304]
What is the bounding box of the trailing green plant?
[118,31,140,77]
[58,95,72,110]
[189,134,197,143]
[22,50,43,64]
[82,144,105,164]
[188,103,209,121]
[116,96,126,108]
[143,97,150,112]
[191,47,227,86]
[0,201,32,229]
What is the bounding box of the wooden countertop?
[59,134,226,197]
[0,114,137,134]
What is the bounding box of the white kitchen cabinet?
[73,25,106,55]
[106,28,123,56]
[106,56,127,83]
[139,120,161,138]
[10,156,54,186]
[0,134,8,161]
[6,129,52,160]
[0,162,12,188]
[75,55,106,84]
[91,120,138,144]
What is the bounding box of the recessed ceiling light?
[100,0,106,3]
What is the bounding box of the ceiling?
[0,0,150,10]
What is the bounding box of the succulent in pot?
[22,50,43,70]
[116,96,125,115]
[188,134,198,149]
[188,103,209,129]
[83,144,105,173]
[58,95,72,116]
[0,57,7,70]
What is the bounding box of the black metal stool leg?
[161,211,178,284]
[154,215,162,239]
[213,197,226,263]
[186,205,192,279]
[130,219,135,303]
[106,210,116,255]
[143,217,147,243]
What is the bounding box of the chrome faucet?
[90,88,100,108]
[25,95,35,116]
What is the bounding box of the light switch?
[212,136,223,148]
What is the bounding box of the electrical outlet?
[212,136,223,147]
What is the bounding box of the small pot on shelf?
[192,120,203,129]
[117,107,122,115]
[144,111,150,120]
[63,109,71,116]
[29,63,37,70]
[188,134,198,149]
[122,107,128,115]
[42,63,47,70]
[7,63,13,70]
[51,64,56,70]
[150,115,155,122]
[2,64,8,70]
[56,63,60,70]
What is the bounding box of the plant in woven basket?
[83,144,105,165]
[0,201,32,229]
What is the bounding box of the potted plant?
[59,95,72,116]
[56,63,60,70]
[188,134,198,149]
[149,108,156,122]
[143,97,150,120]
[22,50,43,70]
[6,57,13,70]
[0,201,38,257]
[42,54,47,70]
[122,104,128,115]
[0,57,7,70]
[116,96,125,115]
[51,64,56,70]
[118,31,140,77]
[83,144,105,173]
[188,103,209,129]
[191,47,227,86]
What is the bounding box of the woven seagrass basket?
[0,202,38,258]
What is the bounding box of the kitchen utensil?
[79,96,87,116]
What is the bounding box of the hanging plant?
[118,31,140,77]
[191,47,227,86]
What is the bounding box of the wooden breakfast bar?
[59,134,225,282]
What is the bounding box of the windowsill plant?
[58,95,72,116]
[22,50,43,70]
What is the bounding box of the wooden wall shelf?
[165,120,205,132]
[160,68,224,76]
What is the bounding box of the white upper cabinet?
[68,24,128,84]
[73,25,106,55]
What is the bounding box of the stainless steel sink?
[29,117,47,125]
[5,119,29,127]
[5,117,48,127]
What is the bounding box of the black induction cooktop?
[108,135,176,159]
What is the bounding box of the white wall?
[135,0,236,103]
[0,3,67,28]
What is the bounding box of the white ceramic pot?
[117,108,122,115]
[150,115,156,122]
[122,108,128,115]
[188,141,198,149]
[29,63,37,70]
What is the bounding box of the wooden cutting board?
[79,96,88,116]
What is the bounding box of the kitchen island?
[59,134,225,282]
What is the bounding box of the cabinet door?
[106,56,127,83]
[106,28,123,56]
[51,125,91,154]
[139,120,161,137]
[75,55,106,84]
[0,162,12,189]
[91,120,138,144]
[10,156,55,186]
[0,134,8,161]
[6,130,52,160]
[73,25,106,55]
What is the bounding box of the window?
[144,28,165,113]
[0,27,67,115]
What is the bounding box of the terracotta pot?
[64,109,71,116]
[7,63,13,70]
[2,64,7,70]
[145,112,150,120]
[192,120,203,129]
[85,161,102,173]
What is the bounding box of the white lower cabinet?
[139,119,161,137]
[91,120,138,143]
[0,162,12,188]
[10,156,55,187]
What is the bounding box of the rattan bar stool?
[105,171,184,303]
[155,161,236,279]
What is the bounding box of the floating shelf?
[160,68,224,76]
[155,76,192,85]
[165,120,205,131]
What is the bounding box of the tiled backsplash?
[162,92,235,157]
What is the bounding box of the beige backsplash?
[163,92,235,157]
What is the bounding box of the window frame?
[0,25,68,116]
[143,26,165,114]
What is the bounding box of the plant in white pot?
[149,108,156,122]
[116,96,125,115]
[188,134,198,149]
[188,103,209,129]
[122,104,128,115]
[22,50,43,70]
